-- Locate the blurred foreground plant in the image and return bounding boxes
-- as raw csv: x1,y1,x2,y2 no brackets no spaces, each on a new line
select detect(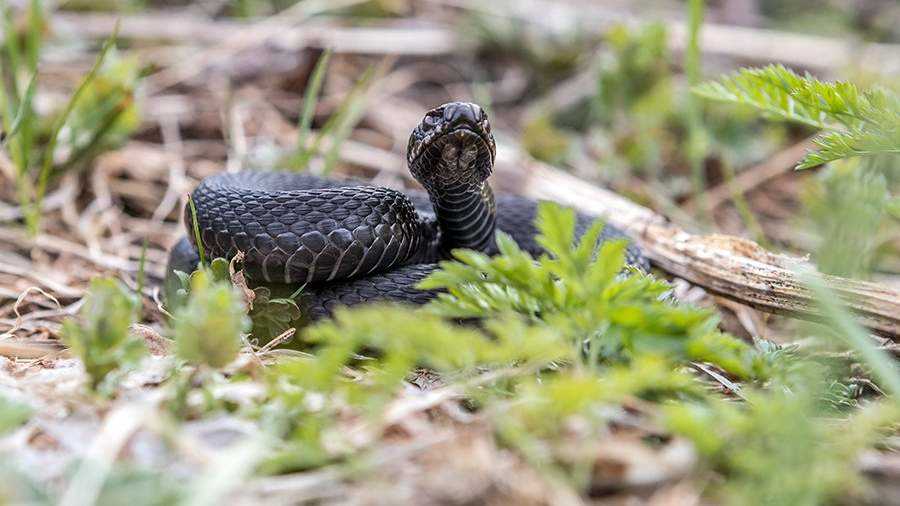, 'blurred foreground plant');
168,256,302,344
667,382,899,506
0,395,31,435
260,203,768,478
172,269,249,369
61,278,145,393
